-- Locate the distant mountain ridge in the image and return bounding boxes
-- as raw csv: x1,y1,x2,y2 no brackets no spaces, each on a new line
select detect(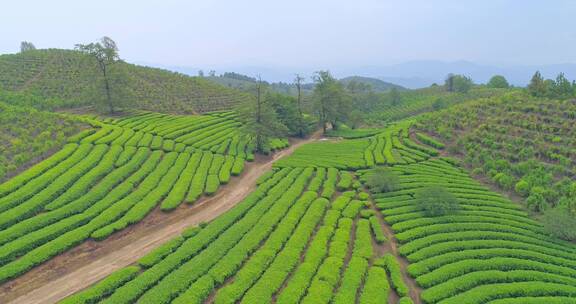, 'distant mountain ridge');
152,61,576,89
375,60,576,88
339,76,405,92
204,73,405,96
